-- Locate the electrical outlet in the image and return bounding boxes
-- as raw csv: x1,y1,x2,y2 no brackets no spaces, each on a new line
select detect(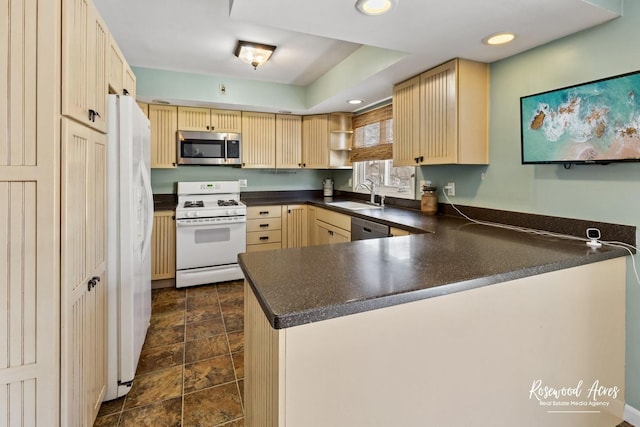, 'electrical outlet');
445,182,455,196
239,179,247,188
348,178,352,187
